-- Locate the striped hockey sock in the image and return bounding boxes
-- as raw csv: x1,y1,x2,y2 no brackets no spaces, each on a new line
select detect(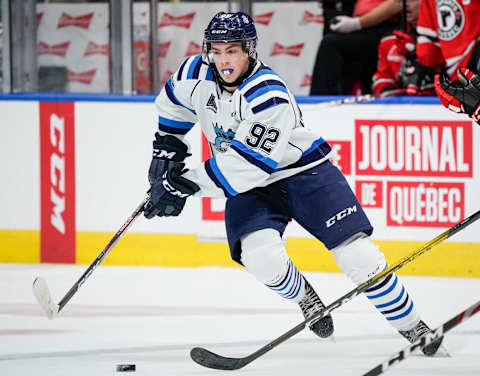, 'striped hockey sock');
264,259,305,302
364,272,420,331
